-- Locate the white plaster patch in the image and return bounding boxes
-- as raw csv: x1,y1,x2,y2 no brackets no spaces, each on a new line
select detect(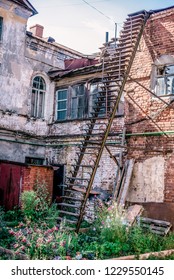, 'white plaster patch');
127,156,165,203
